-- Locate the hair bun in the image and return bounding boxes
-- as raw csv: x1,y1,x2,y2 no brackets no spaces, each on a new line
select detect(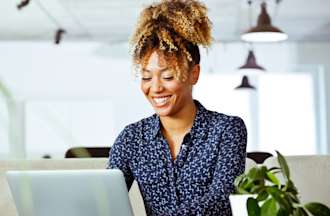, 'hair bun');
131,0,213,48
130,0,213,81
